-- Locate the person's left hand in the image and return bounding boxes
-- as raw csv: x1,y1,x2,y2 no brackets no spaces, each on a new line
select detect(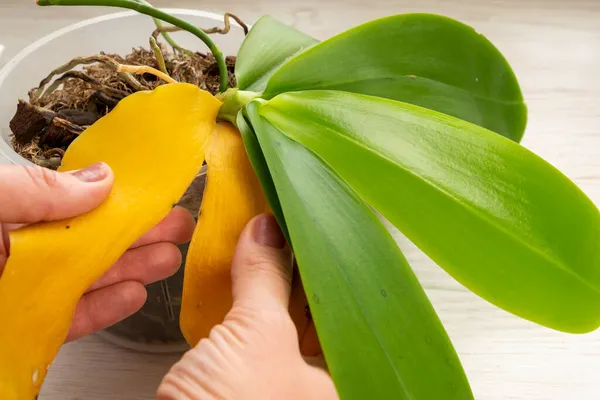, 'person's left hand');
0,162,195,342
